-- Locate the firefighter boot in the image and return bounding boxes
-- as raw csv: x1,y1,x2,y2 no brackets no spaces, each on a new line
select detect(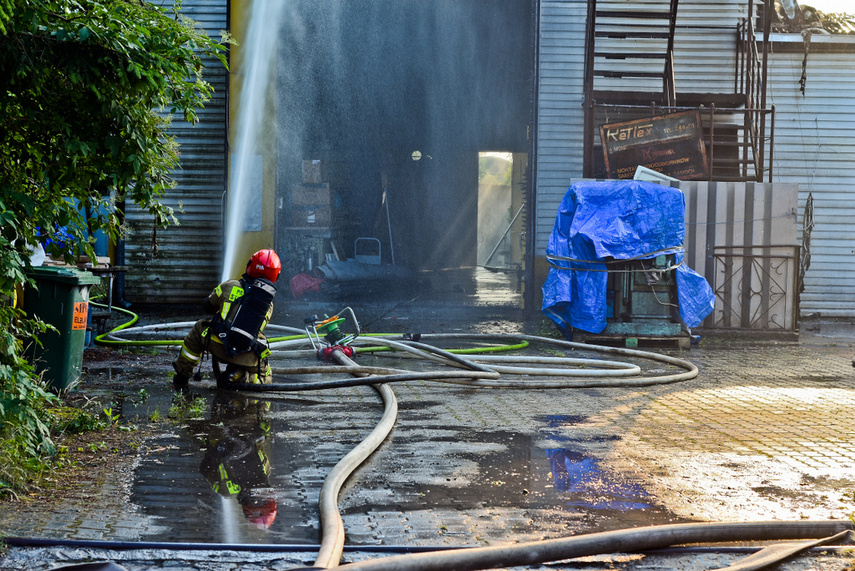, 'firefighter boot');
172,372,191,393
172,373,201,401
172,373,202,403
